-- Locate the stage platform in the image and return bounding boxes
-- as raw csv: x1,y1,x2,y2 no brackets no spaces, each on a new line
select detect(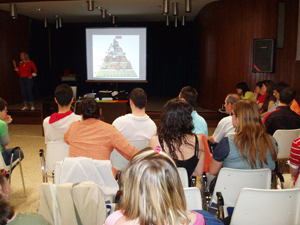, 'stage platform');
7,96,222,127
